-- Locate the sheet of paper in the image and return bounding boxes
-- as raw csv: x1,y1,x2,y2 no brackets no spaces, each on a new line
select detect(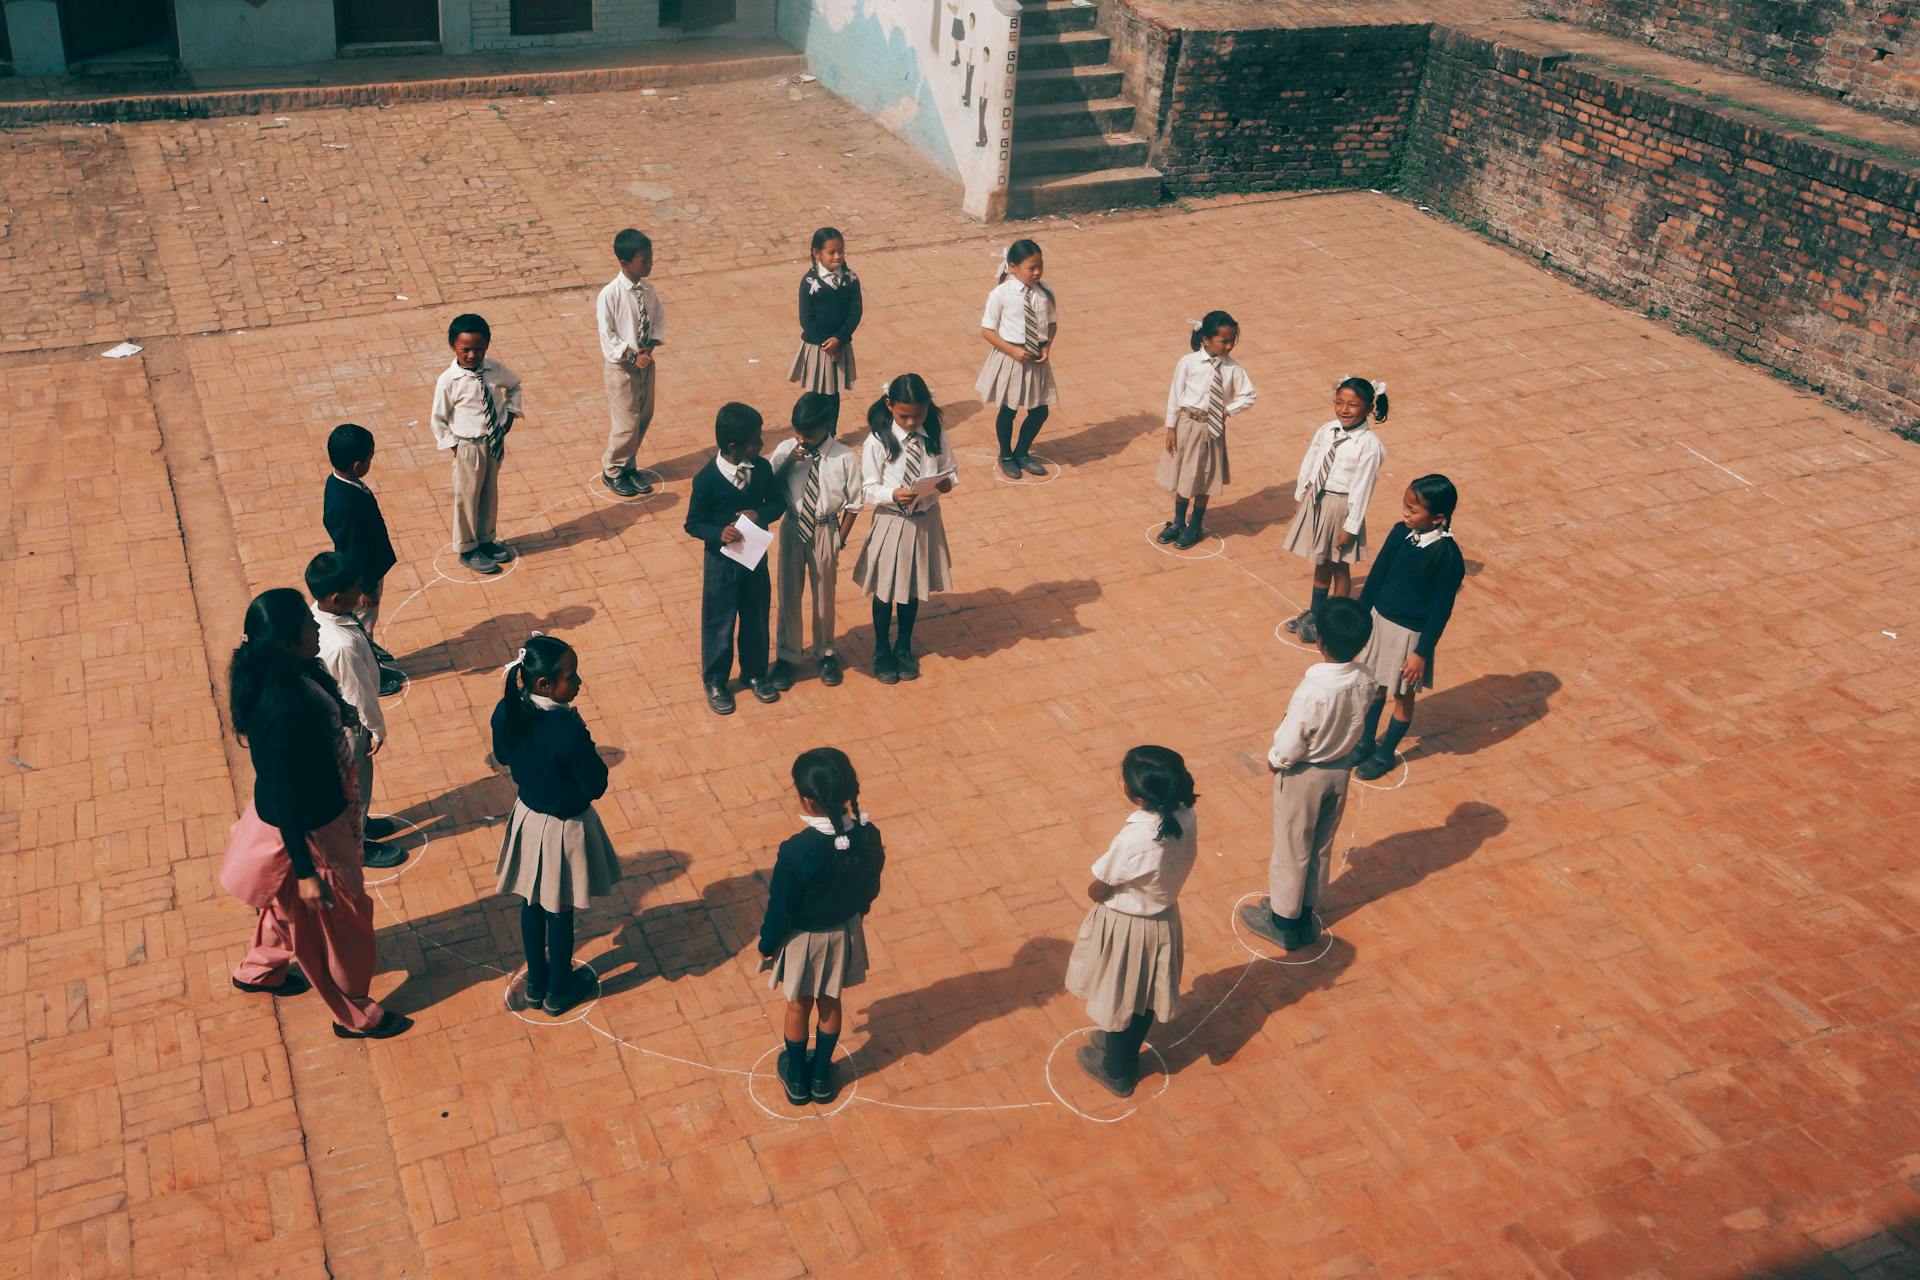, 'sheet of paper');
101,341,143,358
908,469,954,497
720,514,773,571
